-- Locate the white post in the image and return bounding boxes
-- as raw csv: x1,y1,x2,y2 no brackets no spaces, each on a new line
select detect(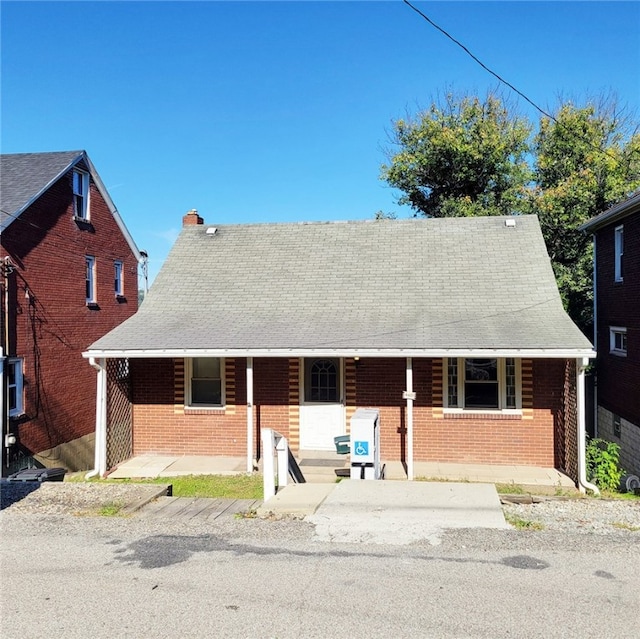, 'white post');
246,356,254,474
96,358,107,476
276,434,289,489
261,428,276,501
406,357,414,481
